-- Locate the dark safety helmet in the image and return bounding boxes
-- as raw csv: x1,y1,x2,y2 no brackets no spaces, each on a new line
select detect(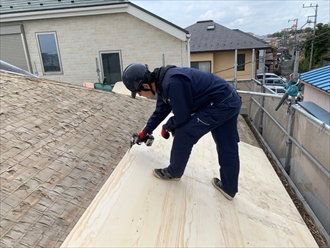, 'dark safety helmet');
122,63,149,93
